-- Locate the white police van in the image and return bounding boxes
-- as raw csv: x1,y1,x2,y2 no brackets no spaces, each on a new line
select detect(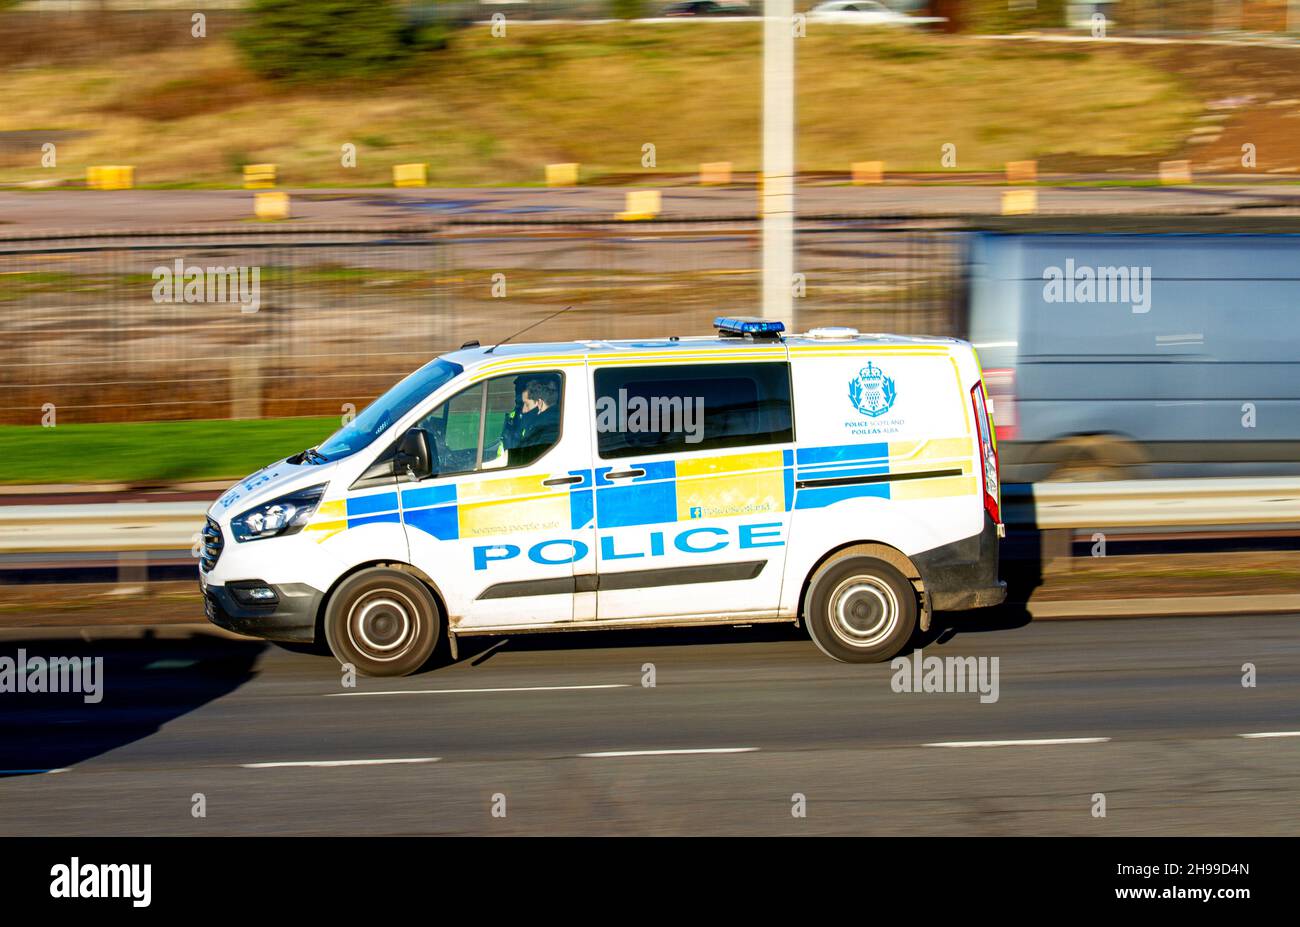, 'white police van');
199,318,1006,675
